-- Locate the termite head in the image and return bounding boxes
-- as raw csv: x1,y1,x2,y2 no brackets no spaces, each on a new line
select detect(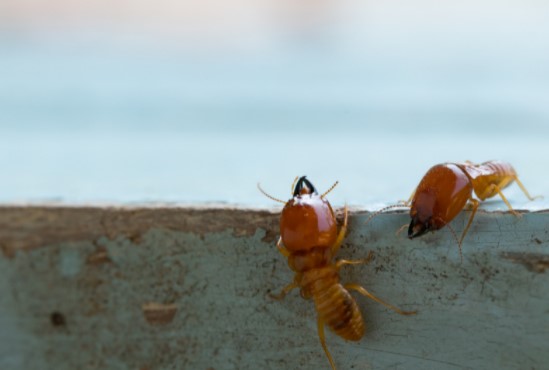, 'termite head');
408,197,457,239
407,163,472,240
258,176,340,253
280,176,338,252
408,190,439,239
